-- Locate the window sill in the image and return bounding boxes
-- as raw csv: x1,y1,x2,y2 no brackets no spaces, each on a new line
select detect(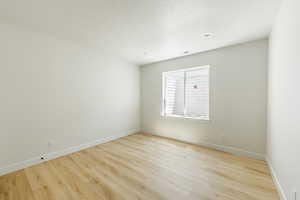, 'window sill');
162,114,210,121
